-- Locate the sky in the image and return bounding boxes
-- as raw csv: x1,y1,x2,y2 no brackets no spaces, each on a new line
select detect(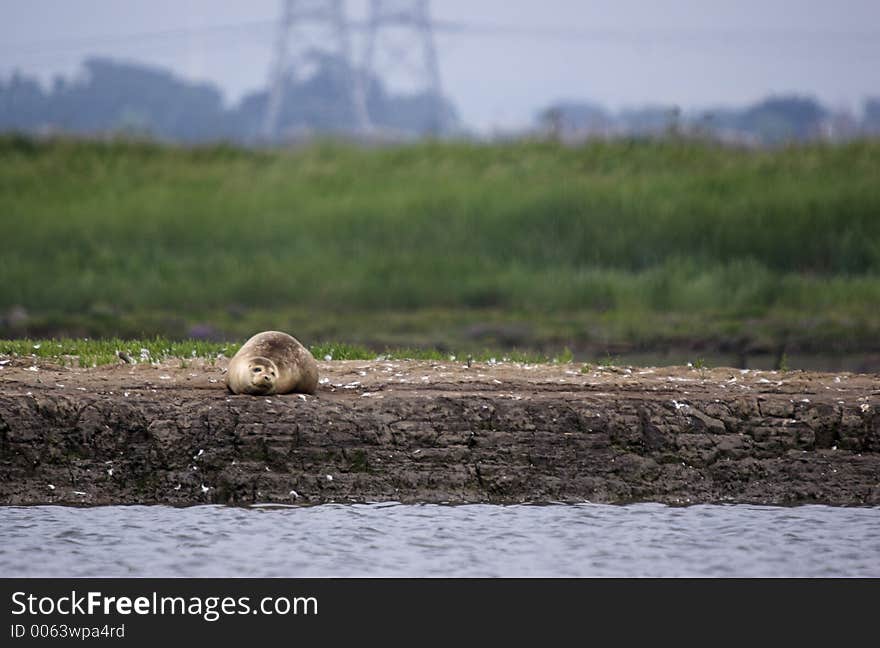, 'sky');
1,0,878,132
